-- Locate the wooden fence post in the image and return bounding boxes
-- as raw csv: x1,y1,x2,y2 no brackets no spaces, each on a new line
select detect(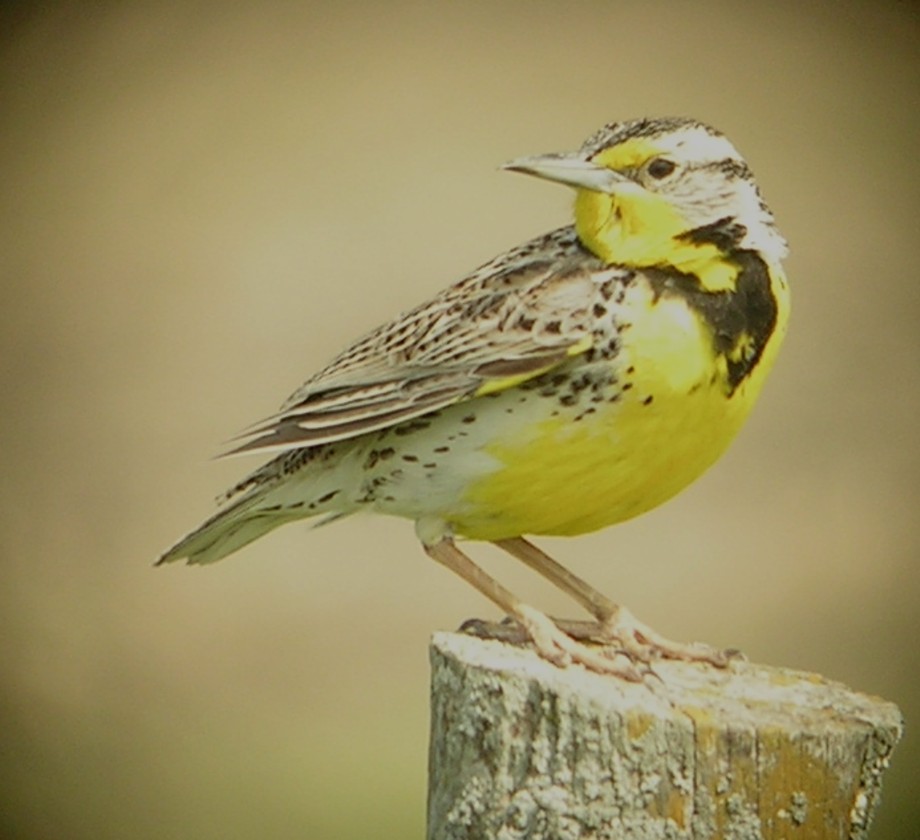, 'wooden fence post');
427,632,902,839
